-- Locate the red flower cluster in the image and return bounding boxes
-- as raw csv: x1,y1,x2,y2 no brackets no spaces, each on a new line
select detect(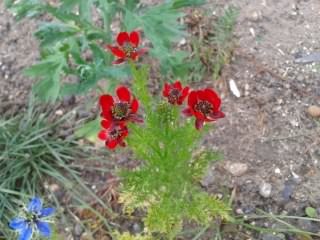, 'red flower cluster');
162,81,224,130
99,86,142,149
106,31,148,64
